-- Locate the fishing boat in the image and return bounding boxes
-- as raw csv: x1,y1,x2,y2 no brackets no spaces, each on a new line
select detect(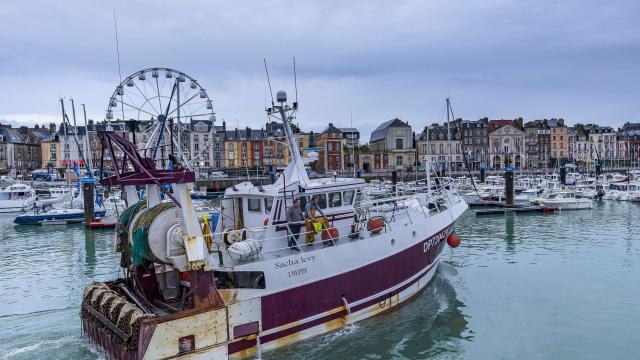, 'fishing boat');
80,90,468,360
0,183,37,213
